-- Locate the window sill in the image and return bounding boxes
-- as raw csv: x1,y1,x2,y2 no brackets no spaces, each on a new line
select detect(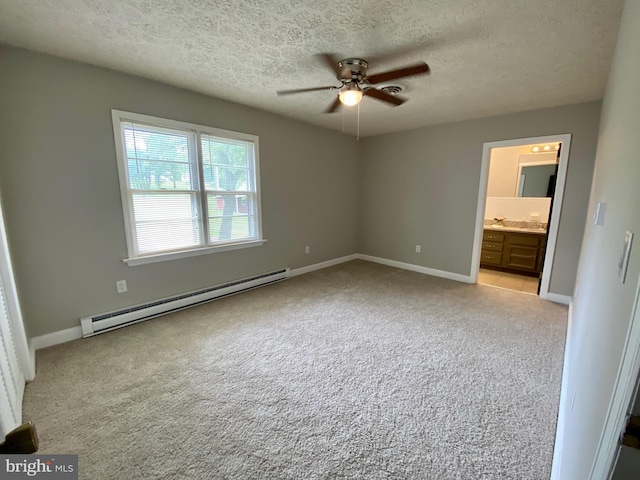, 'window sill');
123,239,267,266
